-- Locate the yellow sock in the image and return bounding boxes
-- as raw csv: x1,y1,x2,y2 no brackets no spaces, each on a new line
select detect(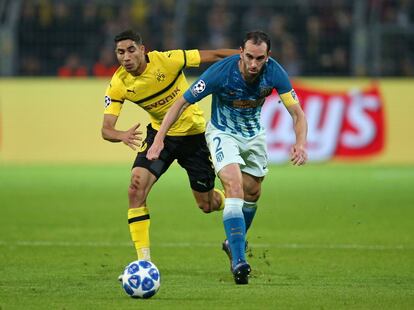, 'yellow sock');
128,206,151,261
214,188,225,211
